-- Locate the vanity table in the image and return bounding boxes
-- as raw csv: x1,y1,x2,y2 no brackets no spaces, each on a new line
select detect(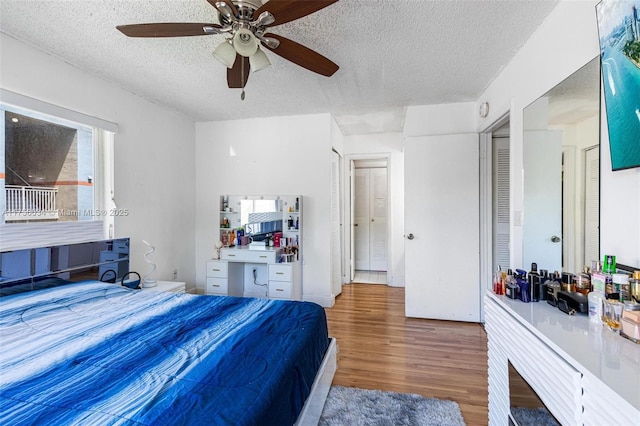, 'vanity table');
208,195,303,301
206,247,301,300
485,292,640,425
